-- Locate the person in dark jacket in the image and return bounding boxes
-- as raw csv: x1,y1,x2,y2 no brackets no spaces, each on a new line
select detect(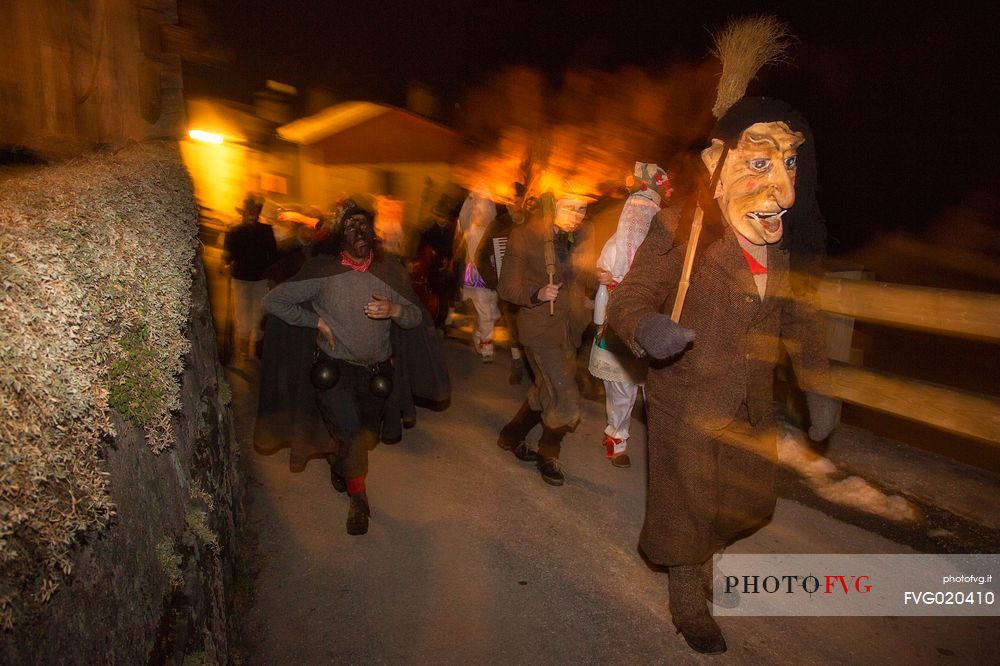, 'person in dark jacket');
413,198,458,331
223,194,278,359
